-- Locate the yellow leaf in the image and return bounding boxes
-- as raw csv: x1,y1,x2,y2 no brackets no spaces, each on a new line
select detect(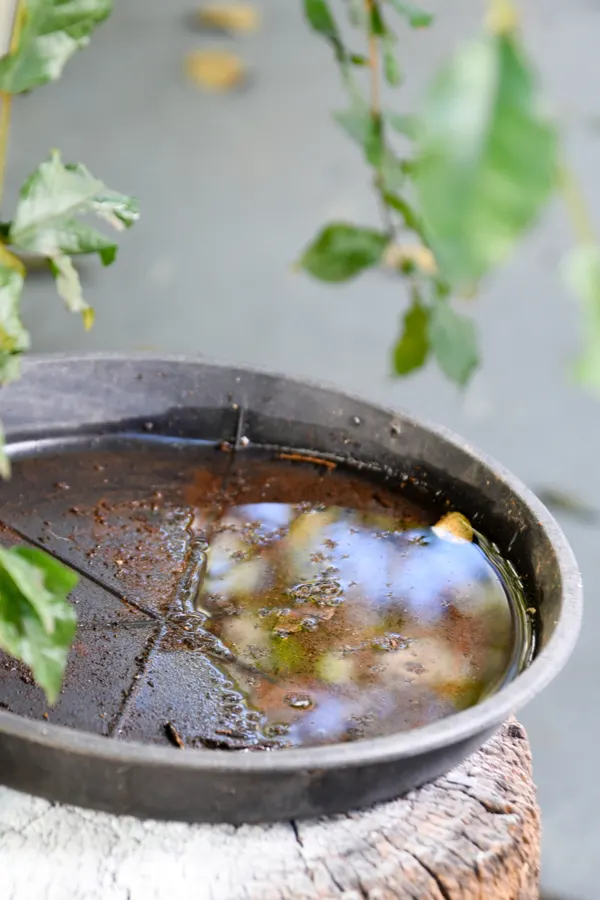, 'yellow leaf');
195,4,260,33
383,243,437,275
432,511,473,543
0,244,25,277
185,50,246,92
